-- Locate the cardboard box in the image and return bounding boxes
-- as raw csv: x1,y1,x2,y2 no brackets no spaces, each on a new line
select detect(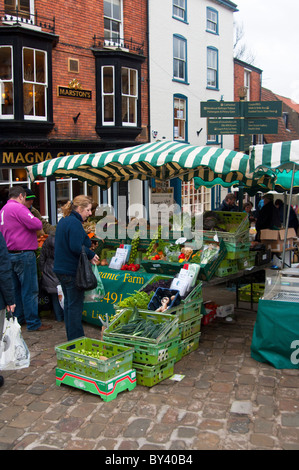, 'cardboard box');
260,228,297,253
